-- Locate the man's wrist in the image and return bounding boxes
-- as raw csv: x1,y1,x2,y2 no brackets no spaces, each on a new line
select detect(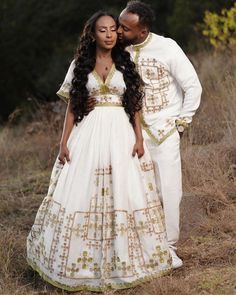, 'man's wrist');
176,125,185,133
175,119,189,133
